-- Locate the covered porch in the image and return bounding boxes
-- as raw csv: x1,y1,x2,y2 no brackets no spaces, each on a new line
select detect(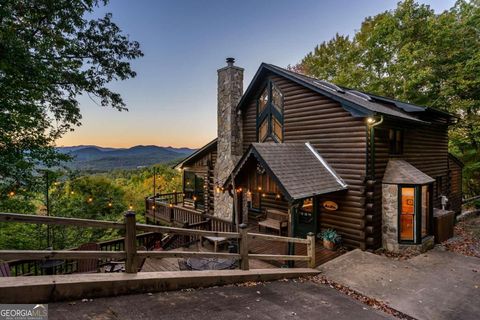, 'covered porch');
225,142,349,240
